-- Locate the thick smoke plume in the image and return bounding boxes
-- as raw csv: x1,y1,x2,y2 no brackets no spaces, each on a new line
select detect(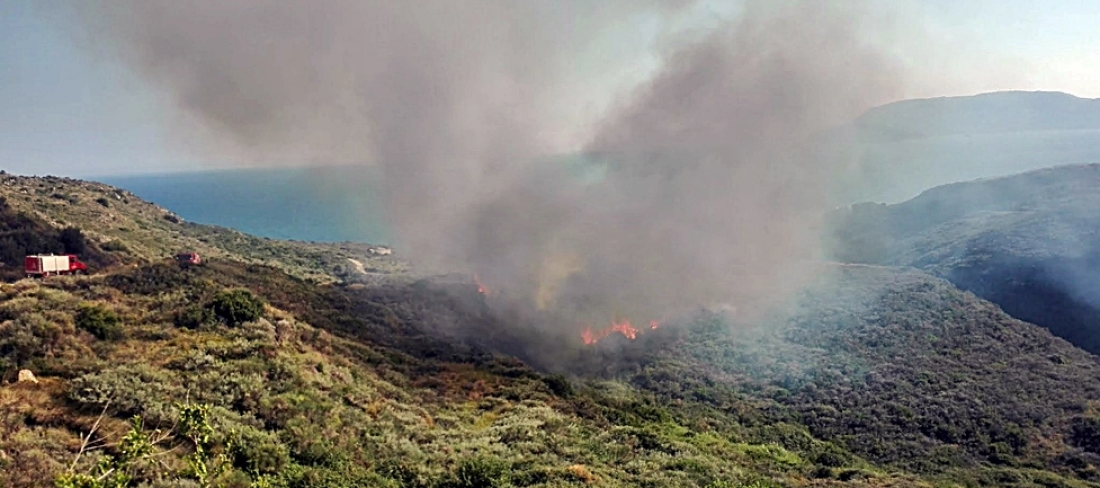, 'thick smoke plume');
69,1,910,328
